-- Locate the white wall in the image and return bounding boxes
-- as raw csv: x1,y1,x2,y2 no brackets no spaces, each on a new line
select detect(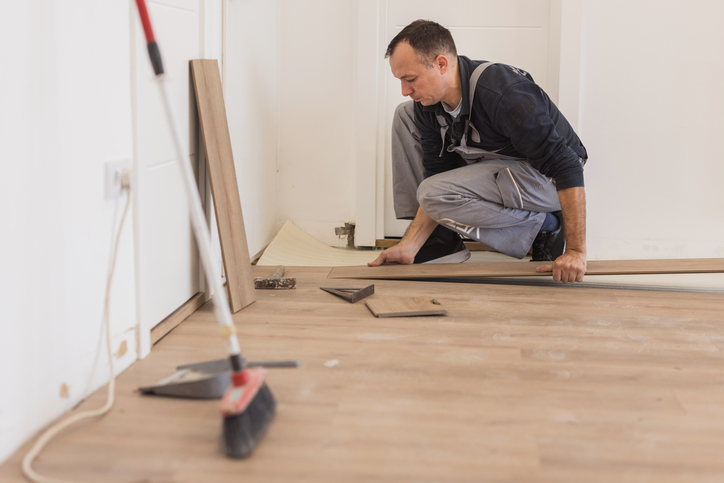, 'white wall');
0,0,233,466
276,0,359,246
225,0,279,256
580,0,724,259
0,0,137,464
